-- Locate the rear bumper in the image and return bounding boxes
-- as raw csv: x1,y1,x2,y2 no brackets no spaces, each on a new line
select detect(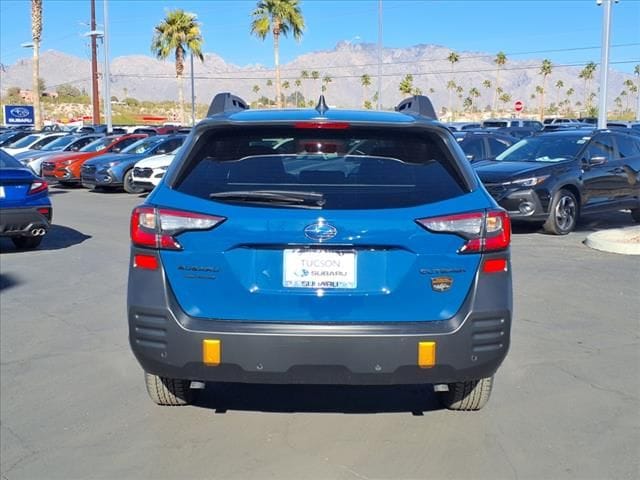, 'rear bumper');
128,251,512,385
0,207,51,237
